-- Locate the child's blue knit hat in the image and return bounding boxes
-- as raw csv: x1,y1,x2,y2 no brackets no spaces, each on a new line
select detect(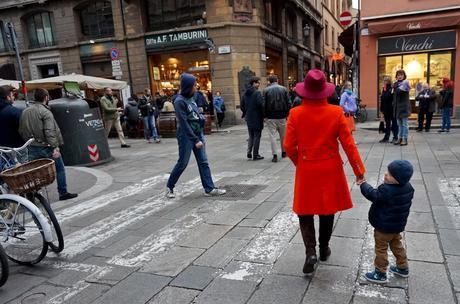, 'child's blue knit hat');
388,160,413,185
